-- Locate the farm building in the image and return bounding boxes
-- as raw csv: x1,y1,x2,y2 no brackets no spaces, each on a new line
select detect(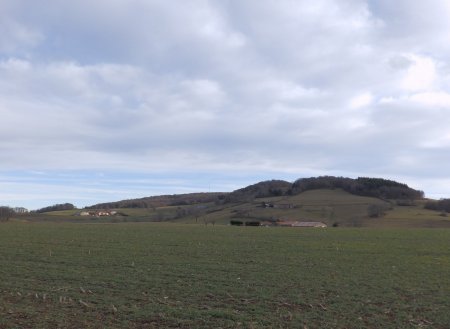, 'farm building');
260,221,276,226
262,203,294,209
13,207,28,213
79,210,117,217
277,221,327,228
